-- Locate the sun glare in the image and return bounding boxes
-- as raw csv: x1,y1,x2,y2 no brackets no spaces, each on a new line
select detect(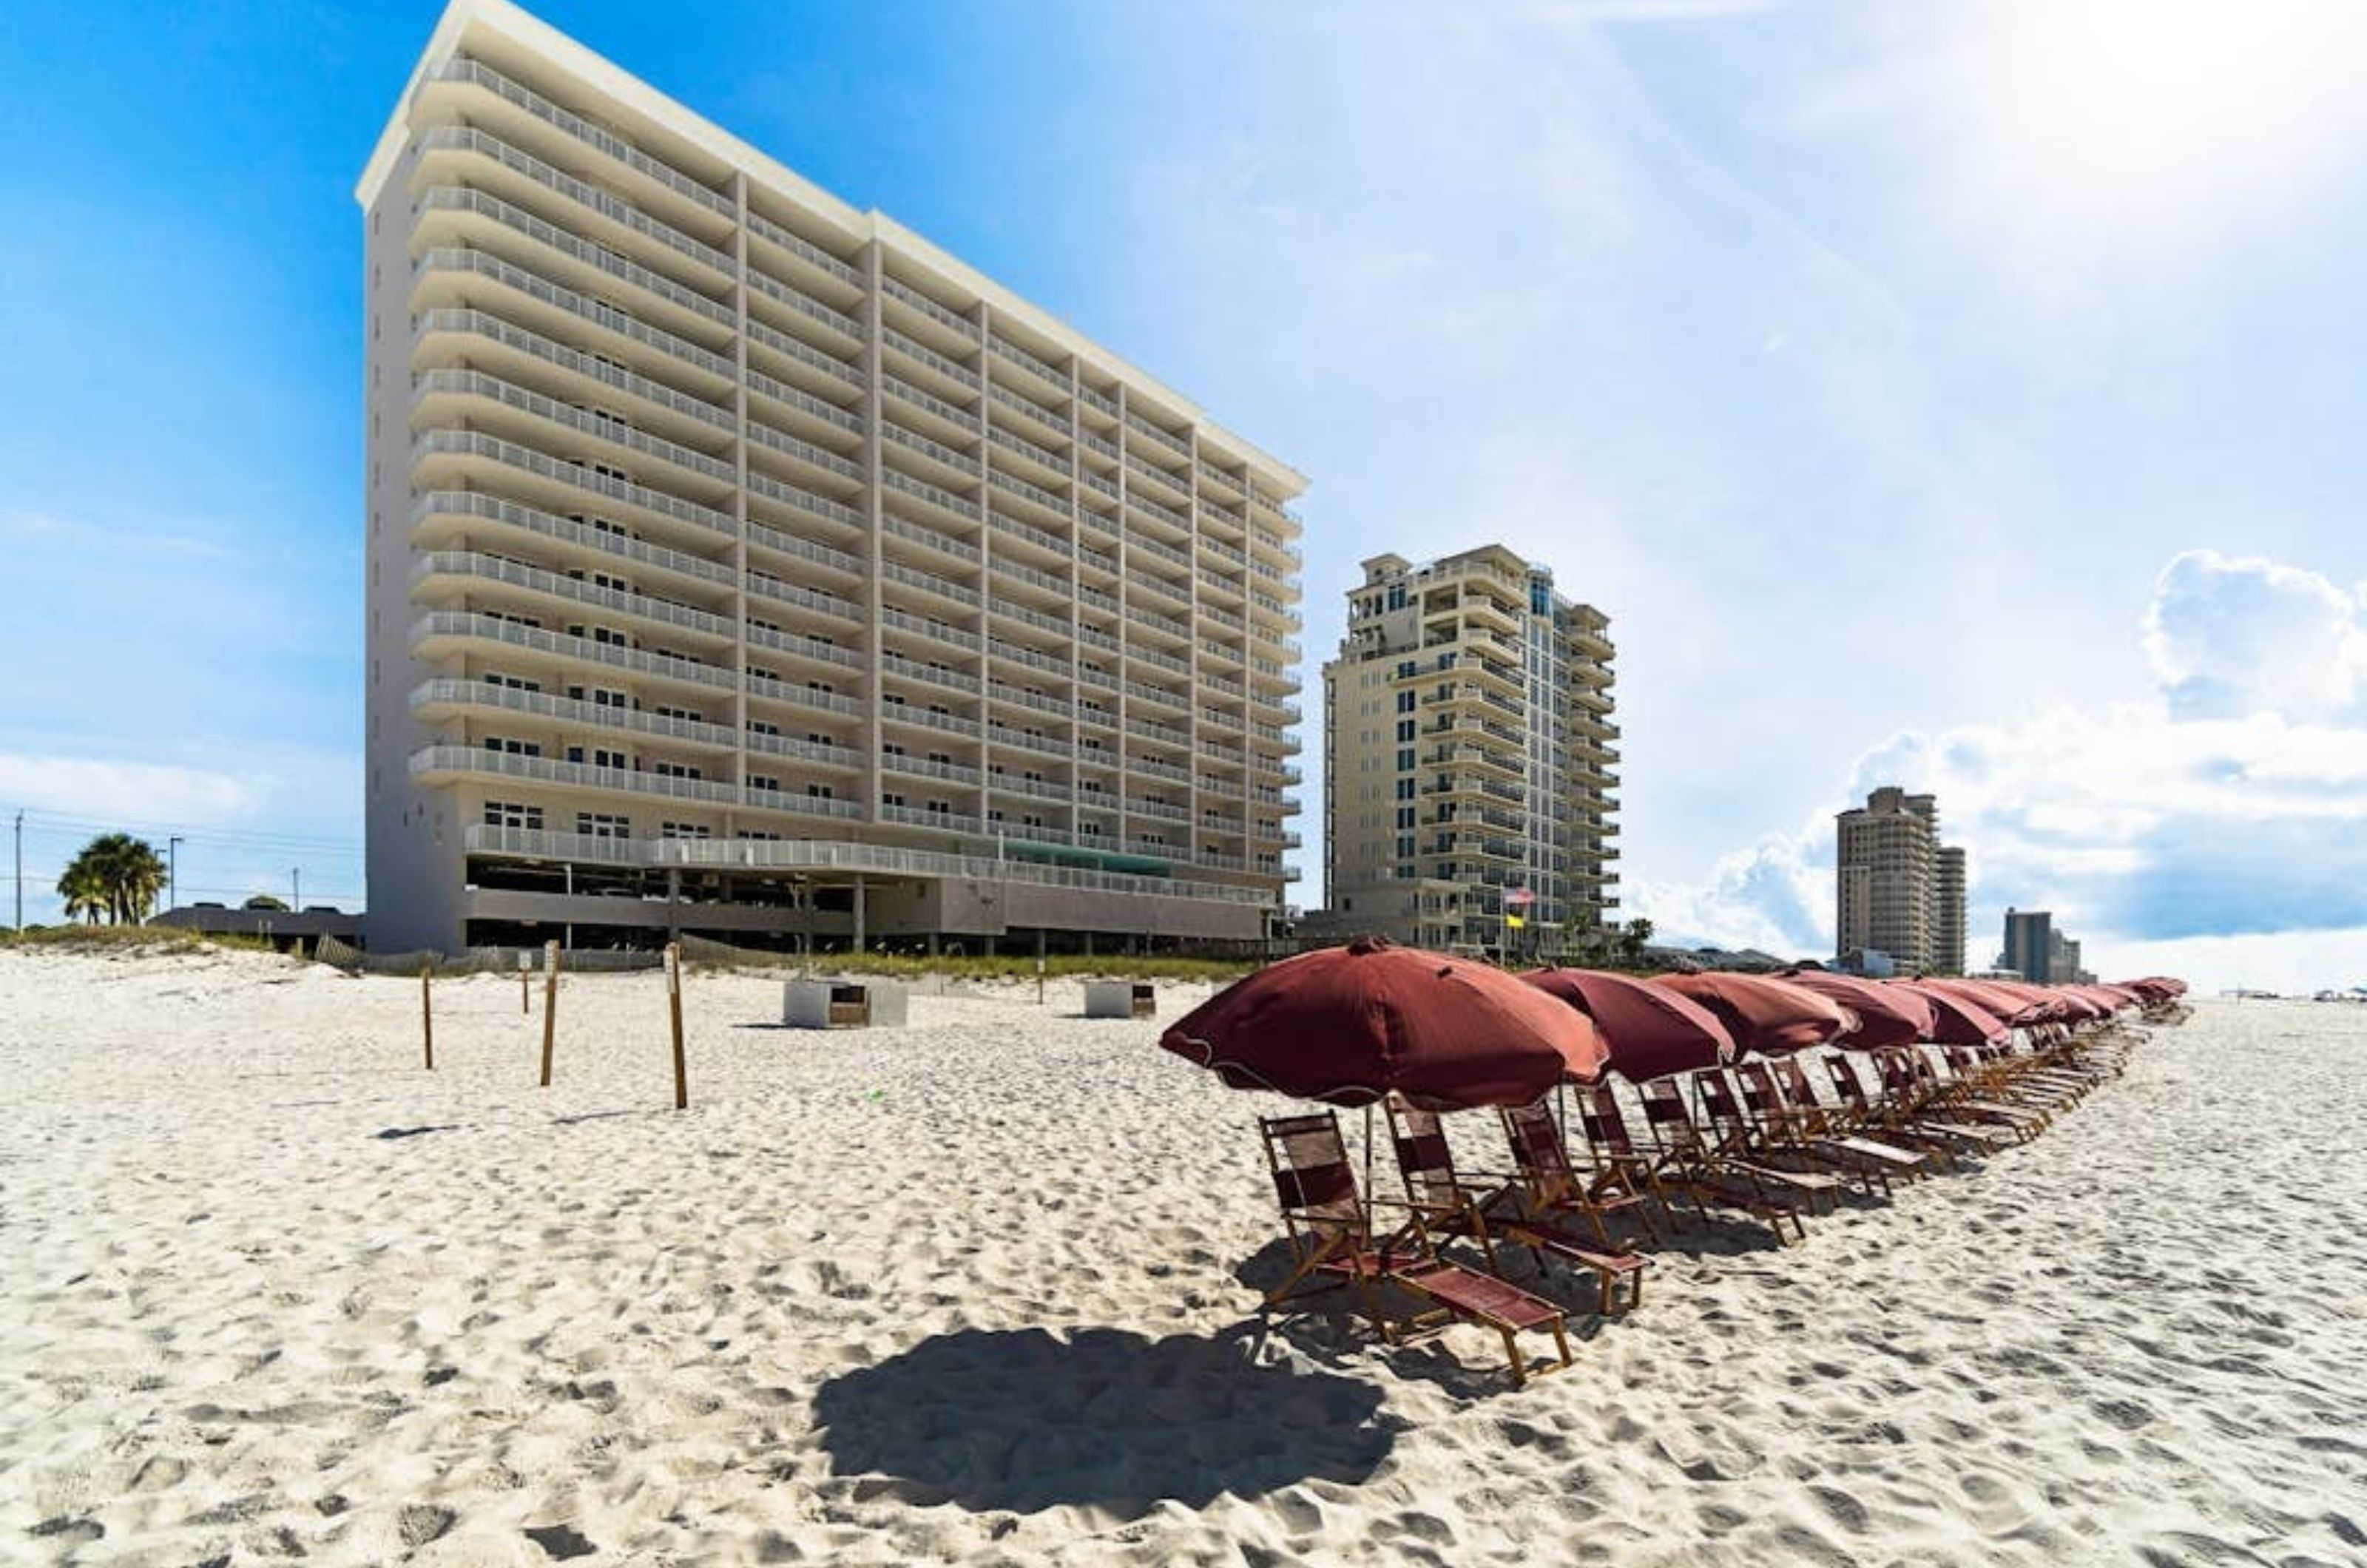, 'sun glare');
1985,0,2367,203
